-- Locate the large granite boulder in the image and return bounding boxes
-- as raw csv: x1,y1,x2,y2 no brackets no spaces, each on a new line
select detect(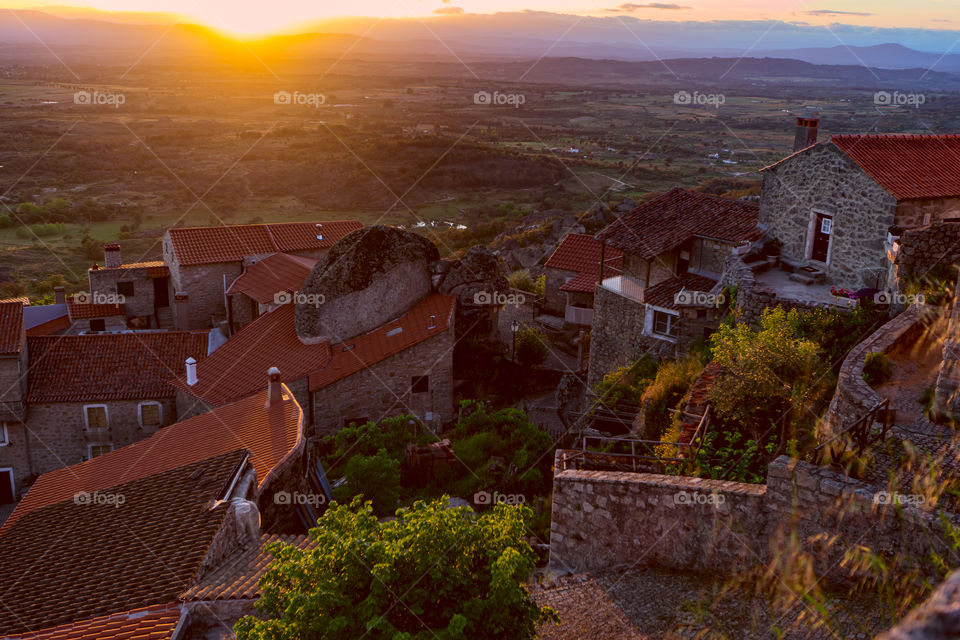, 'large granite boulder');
295,225,439,344
436,245,509,339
